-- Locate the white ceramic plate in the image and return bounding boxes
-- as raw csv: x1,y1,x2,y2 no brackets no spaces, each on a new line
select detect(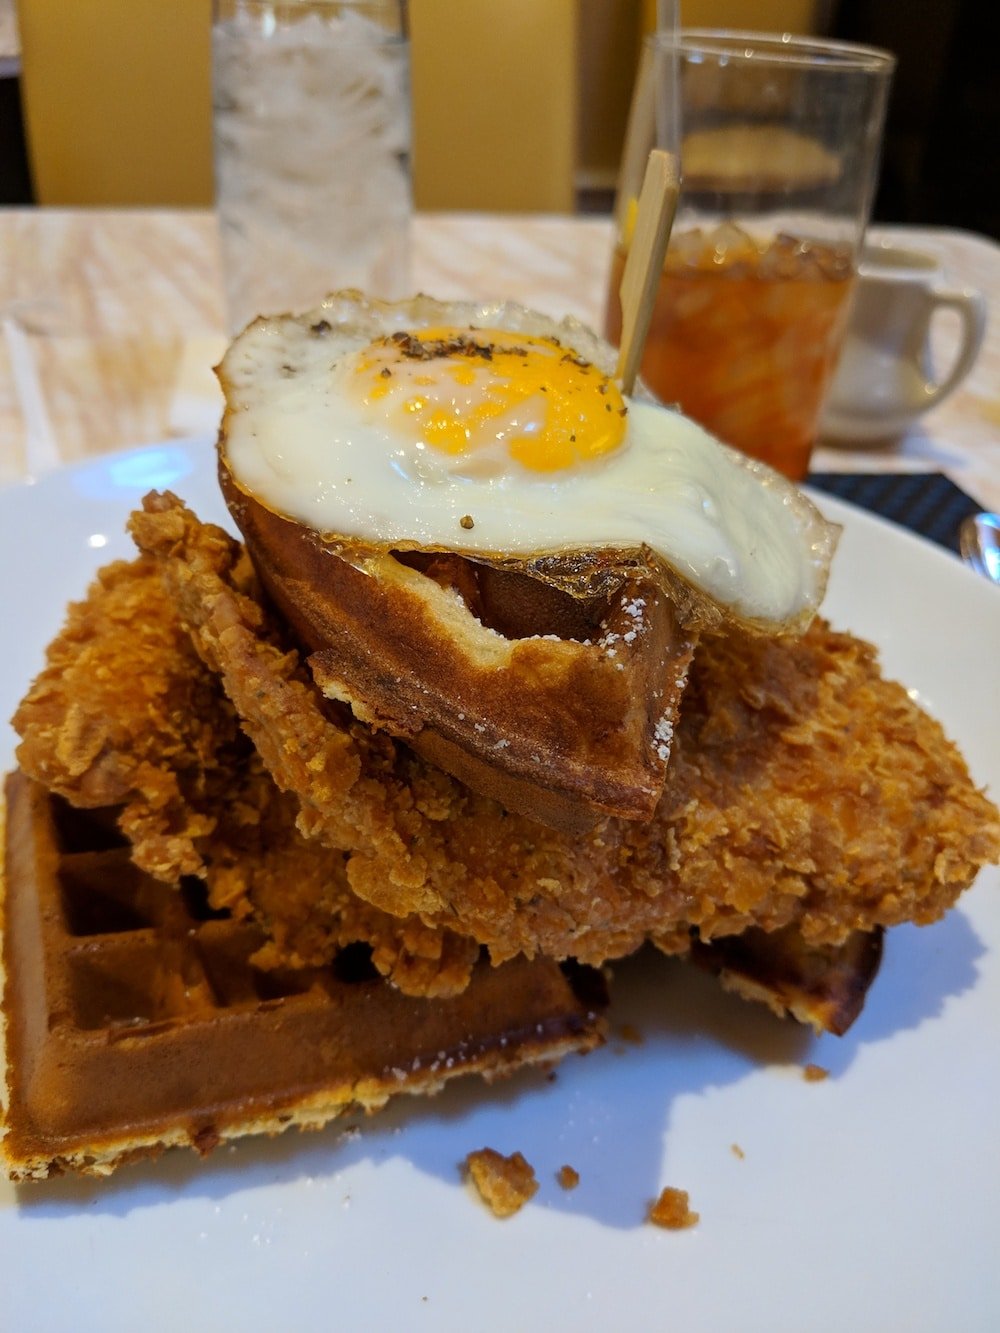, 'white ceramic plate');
1,442,998,1333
